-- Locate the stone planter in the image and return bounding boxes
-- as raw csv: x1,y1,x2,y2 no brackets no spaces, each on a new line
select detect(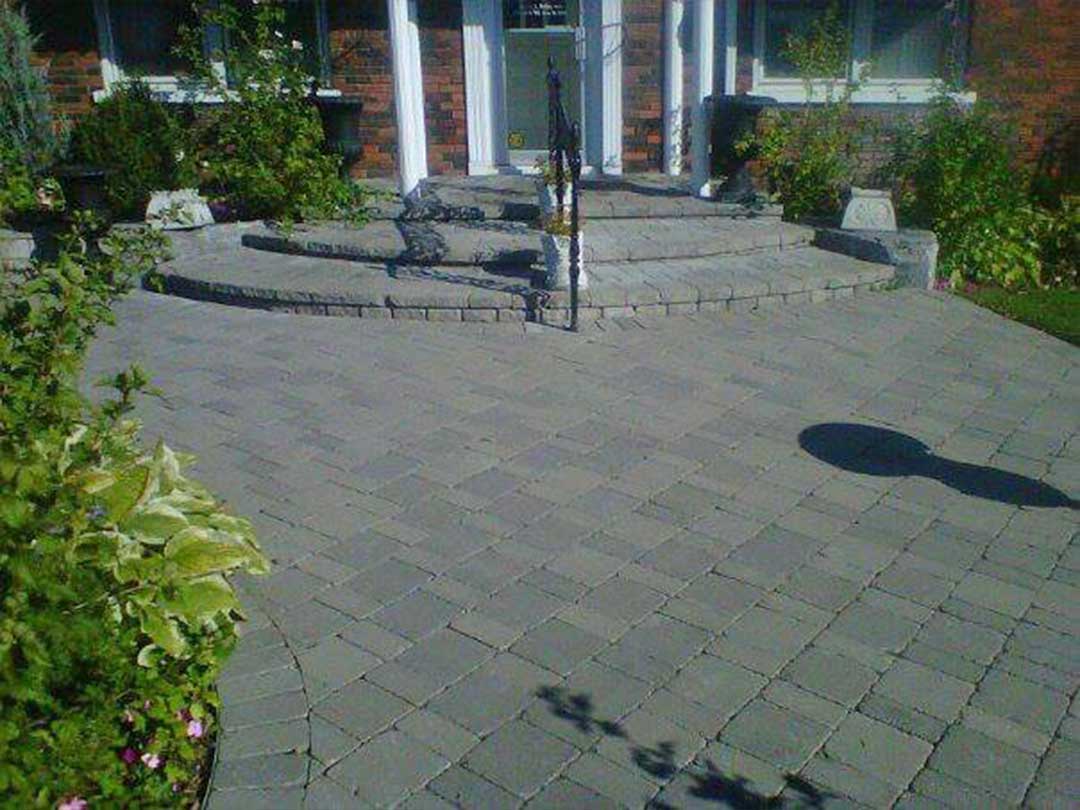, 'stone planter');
145,189,214,231
541,231,588,291
0,228,35,269
536,178,574,222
